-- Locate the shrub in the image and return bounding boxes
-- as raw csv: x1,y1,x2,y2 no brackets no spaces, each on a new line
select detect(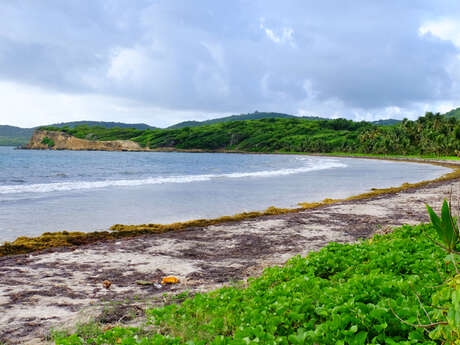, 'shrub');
41,136,55,147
